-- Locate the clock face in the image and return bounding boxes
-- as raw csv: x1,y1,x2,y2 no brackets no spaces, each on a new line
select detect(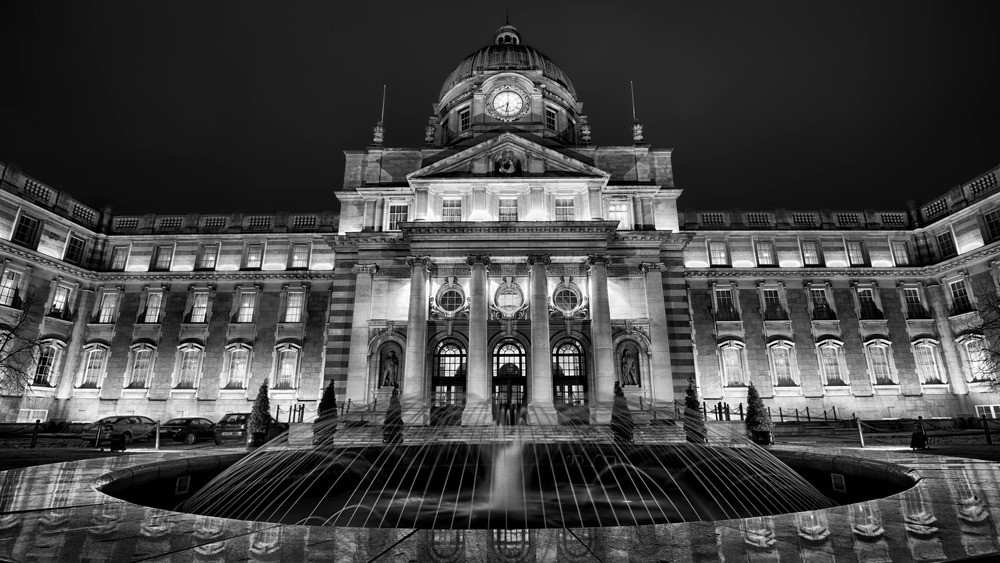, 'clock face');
486,84,530,122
